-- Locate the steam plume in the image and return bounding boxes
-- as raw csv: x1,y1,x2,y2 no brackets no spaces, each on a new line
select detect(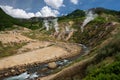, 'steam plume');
43,18,59,32
81,11,97,32
65,26,70,32
52,18,59,33
44,20,50,31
